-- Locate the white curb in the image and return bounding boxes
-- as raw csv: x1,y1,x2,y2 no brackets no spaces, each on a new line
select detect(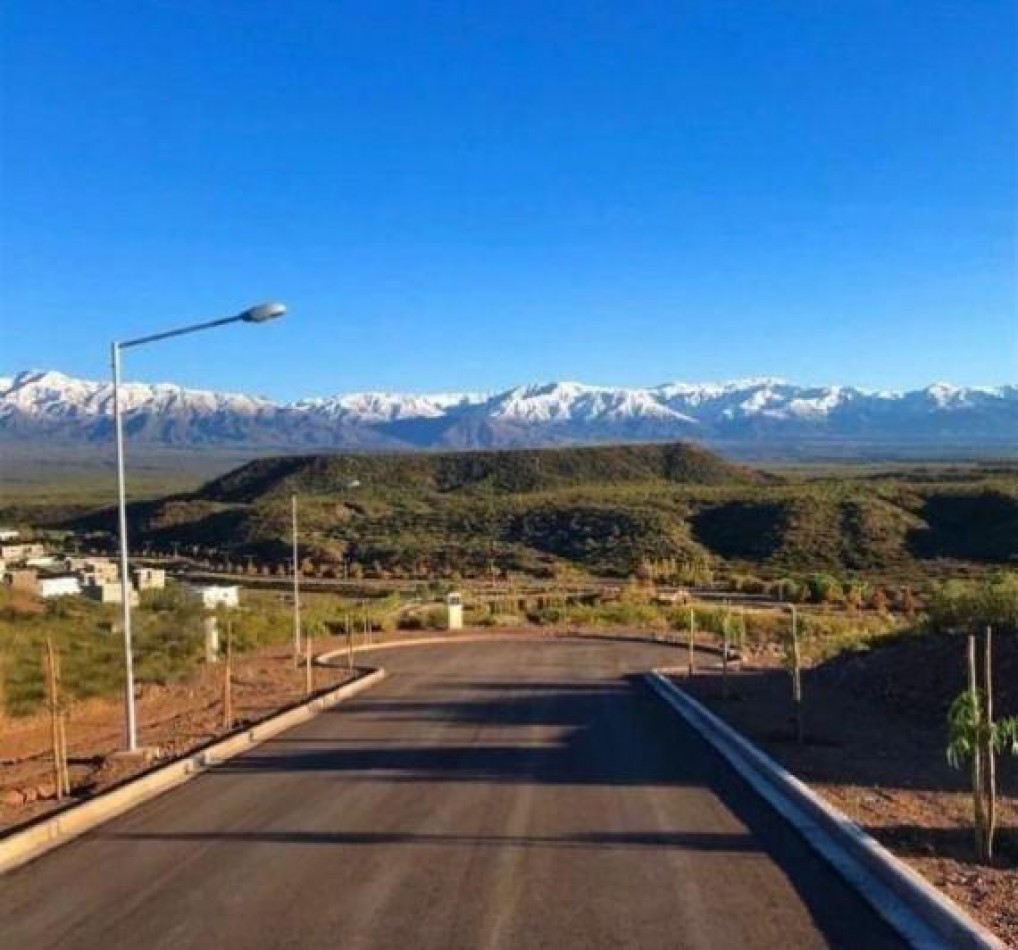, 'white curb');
317,631,548,665
645,670,1004,949
0,668,386,876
